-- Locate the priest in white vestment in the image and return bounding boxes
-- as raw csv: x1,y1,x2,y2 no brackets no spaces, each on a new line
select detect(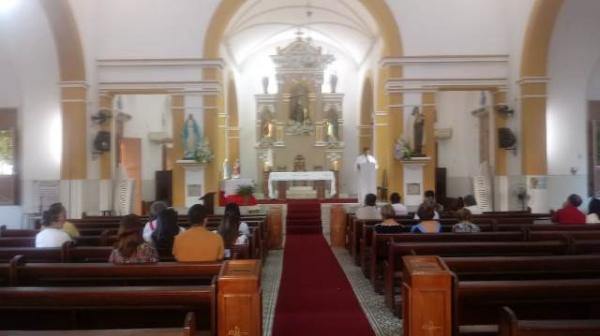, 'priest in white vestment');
355,148,378,204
